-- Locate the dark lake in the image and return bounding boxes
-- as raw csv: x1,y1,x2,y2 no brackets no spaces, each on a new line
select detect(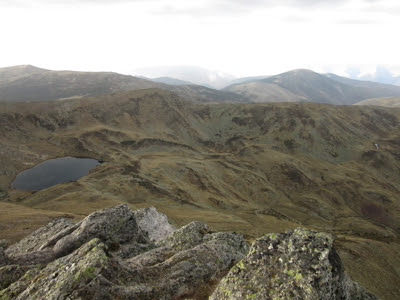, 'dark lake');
11,157,101,191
